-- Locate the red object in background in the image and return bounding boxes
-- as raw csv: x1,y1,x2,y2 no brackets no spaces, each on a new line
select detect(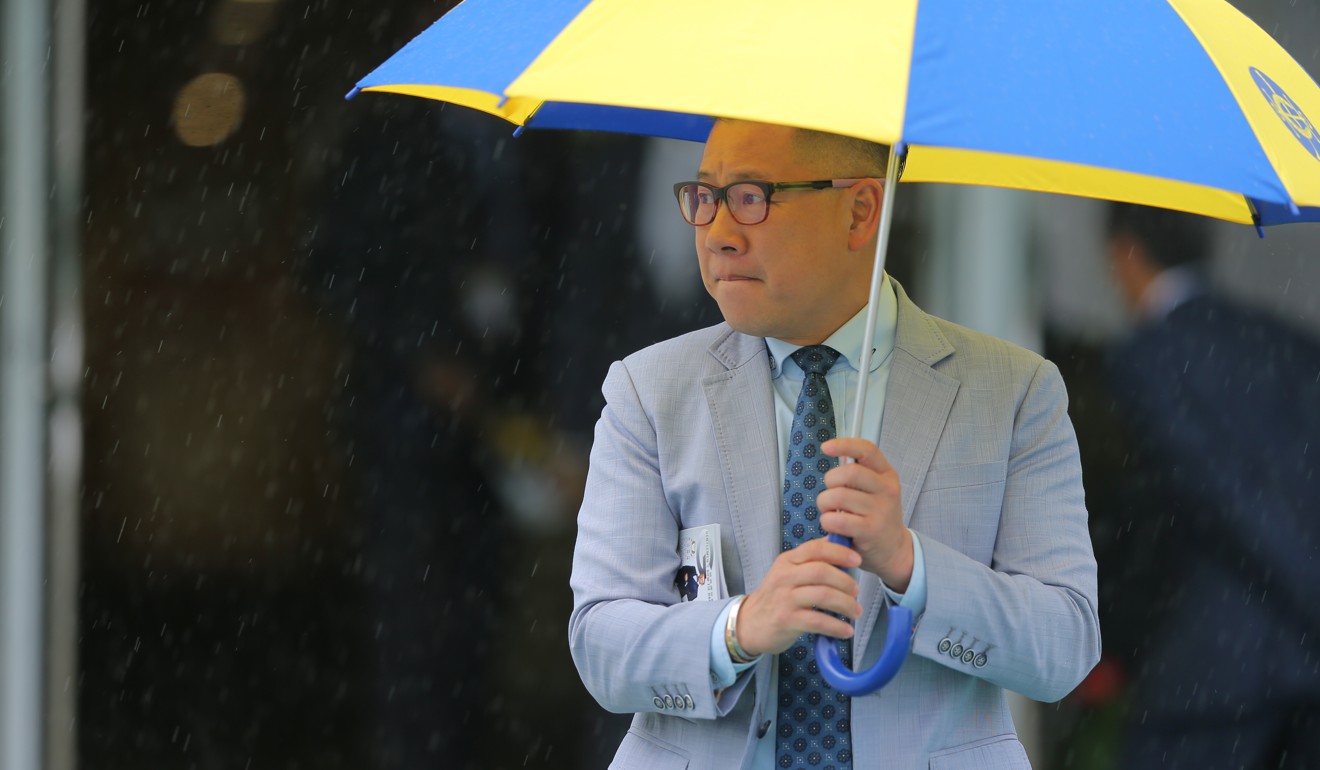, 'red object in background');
1075,654,1128,706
